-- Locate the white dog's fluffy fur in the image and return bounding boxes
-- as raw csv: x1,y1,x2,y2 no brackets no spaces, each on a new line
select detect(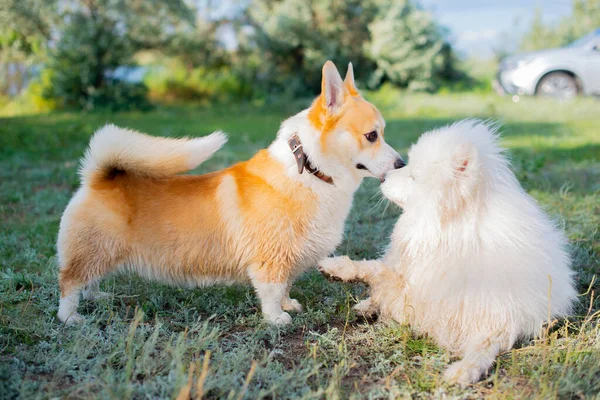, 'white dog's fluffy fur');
319,120,577,384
